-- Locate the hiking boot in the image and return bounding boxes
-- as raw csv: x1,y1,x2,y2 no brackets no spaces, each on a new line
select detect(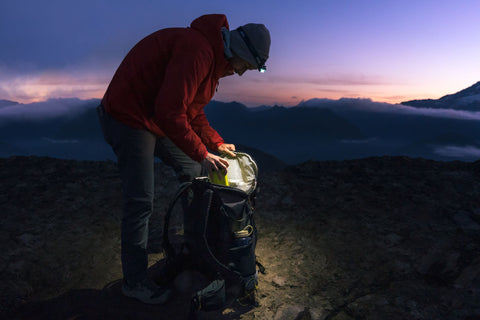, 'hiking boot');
122,277,172,304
